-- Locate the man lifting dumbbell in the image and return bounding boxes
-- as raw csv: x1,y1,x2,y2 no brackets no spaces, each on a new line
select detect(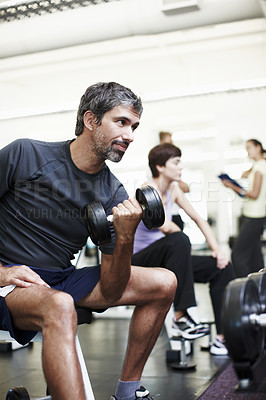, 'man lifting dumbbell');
0,82,177,400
